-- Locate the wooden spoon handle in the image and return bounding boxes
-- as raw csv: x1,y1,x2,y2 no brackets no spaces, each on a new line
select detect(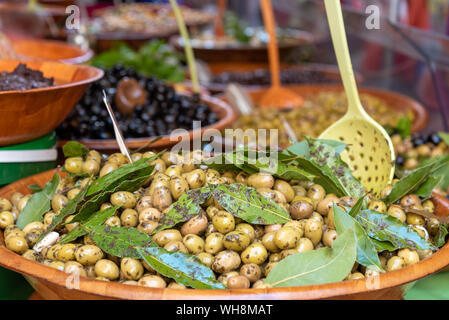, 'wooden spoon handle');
323,0,362,115
260,0,281,88
214,0,227,37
